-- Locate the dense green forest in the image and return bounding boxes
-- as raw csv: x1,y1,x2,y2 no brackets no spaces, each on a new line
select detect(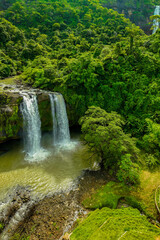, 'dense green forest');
101,0,160,33
0,0,160,183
